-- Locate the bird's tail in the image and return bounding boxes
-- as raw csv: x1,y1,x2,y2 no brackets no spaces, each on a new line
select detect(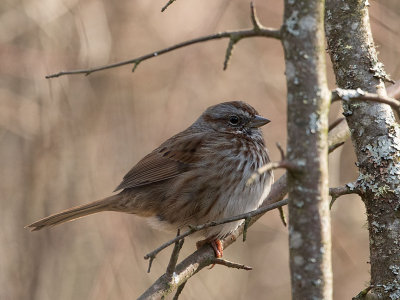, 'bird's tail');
26,195,120,231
